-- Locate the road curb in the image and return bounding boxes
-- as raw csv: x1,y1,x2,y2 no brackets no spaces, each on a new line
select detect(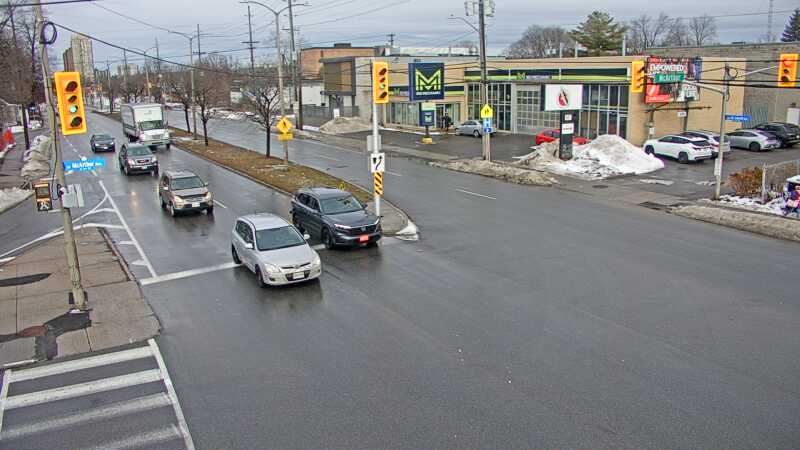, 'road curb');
671,203,800,242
